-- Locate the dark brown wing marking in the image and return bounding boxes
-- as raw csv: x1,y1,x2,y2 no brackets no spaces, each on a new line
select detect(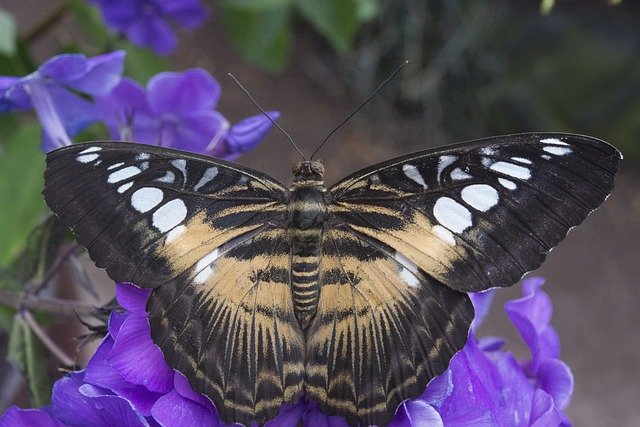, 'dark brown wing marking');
305,228,472,426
